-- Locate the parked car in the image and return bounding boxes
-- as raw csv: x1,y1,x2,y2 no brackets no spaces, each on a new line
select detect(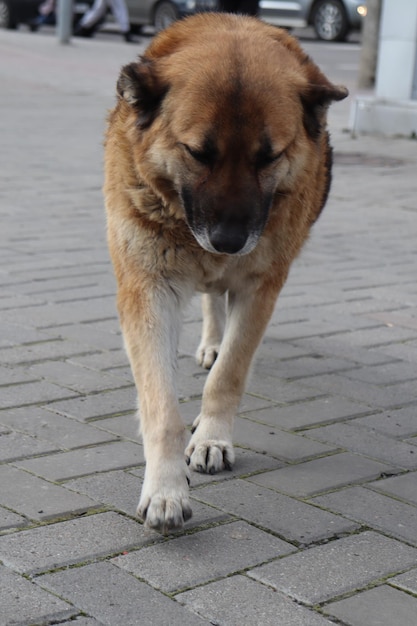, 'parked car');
0,0,216,32
125,0,217,32
259,0,367,41
0,0,42,28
